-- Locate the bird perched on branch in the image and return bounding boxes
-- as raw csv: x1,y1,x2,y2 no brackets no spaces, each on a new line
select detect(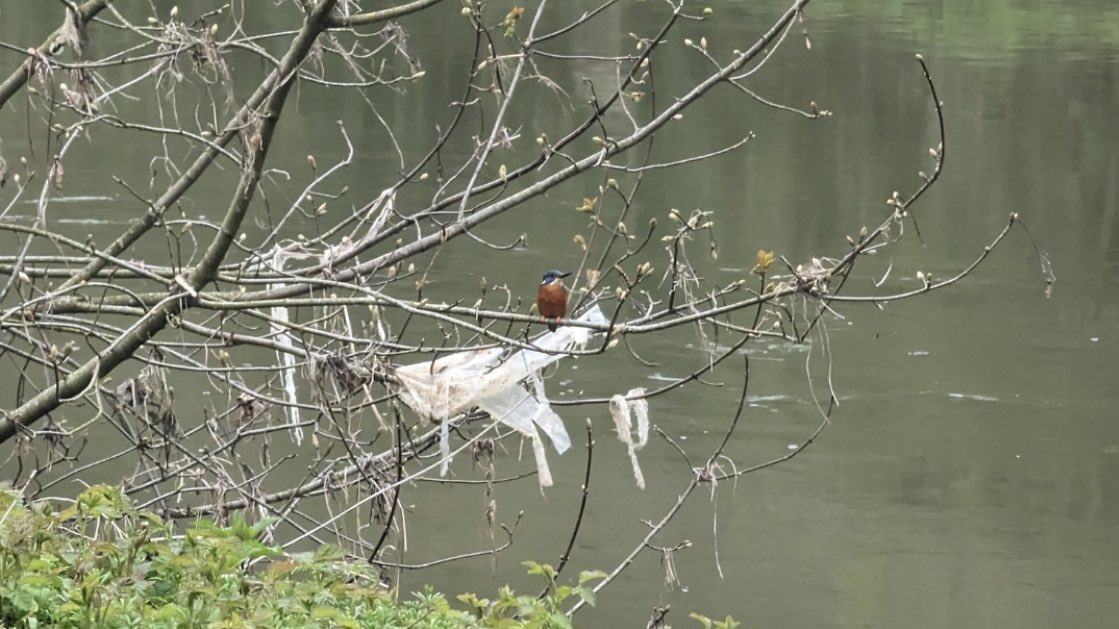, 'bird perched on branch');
537,270,571,332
